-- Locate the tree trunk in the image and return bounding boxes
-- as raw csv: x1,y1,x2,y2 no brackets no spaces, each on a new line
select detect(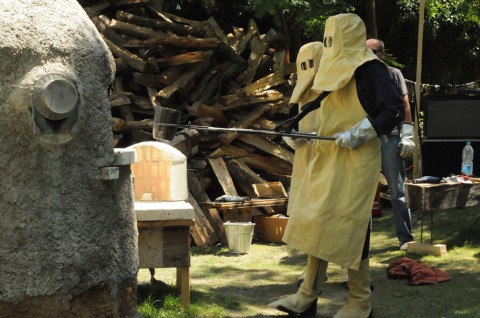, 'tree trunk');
366,0,378,38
